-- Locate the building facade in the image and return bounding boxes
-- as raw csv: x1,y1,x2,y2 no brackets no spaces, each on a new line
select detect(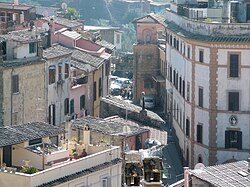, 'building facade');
0,29,45,126
43,44,73,126
165,2,250,168
133,14,166,106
